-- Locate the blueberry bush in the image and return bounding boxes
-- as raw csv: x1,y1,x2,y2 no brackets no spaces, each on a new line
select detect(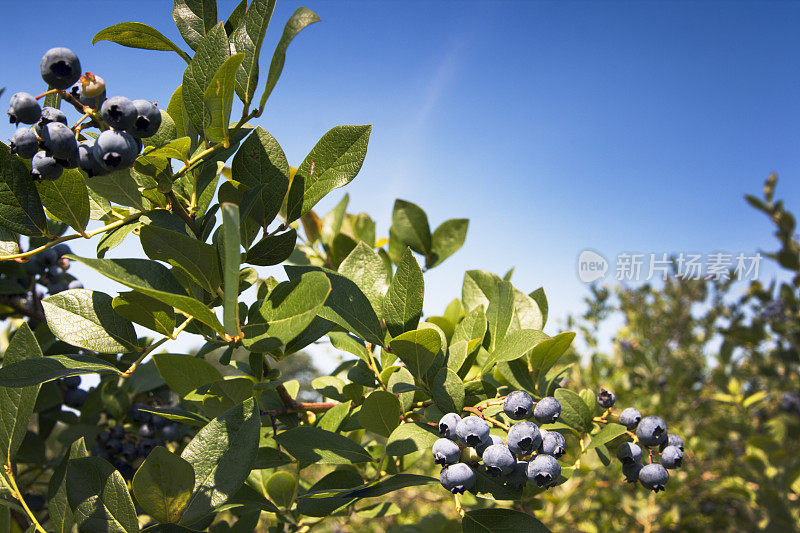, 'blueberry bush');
0,1,689,531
